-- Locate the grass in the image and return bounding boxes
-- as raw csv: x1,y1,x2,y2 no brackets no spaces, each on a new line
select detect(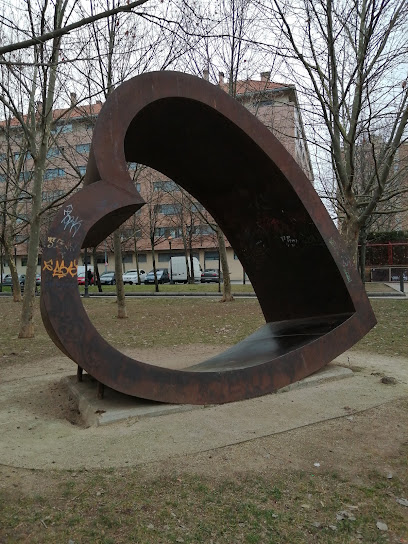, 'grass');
0,295,407,364
351,298,408,357
1,469,407,543
76,281,255,295
0,296,265,367
0,296,407,543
